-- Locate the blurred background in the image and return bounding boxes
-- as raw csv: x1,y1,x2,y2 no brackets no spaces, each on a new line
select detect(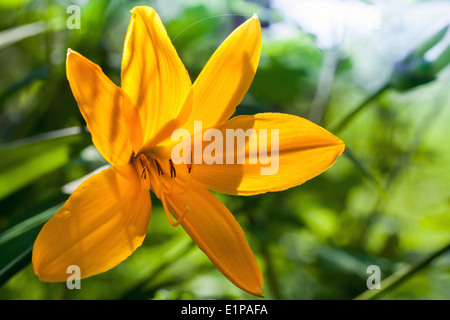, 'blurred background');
0,0,449,300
